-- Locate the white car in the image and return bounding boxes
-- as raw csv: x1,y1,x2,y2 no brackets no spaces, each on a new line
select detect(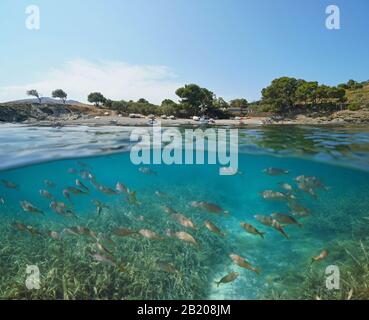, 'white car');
161,115,168,119
192,116,200,121
169,115,176,120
